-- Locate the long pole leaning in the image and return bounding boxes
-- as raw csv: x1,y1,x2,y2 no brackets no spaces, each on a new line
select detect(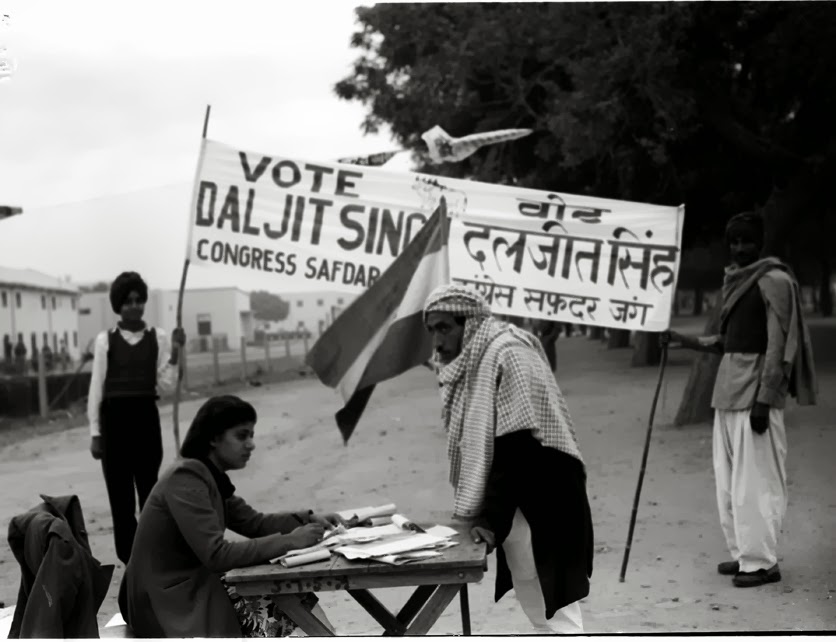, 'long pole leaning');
172,104,211,453
619,342,669,582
